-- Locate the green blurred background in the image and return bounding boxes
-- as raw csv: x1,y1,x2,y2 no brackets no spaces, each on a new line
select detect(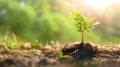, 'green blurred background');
0,0,120,44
